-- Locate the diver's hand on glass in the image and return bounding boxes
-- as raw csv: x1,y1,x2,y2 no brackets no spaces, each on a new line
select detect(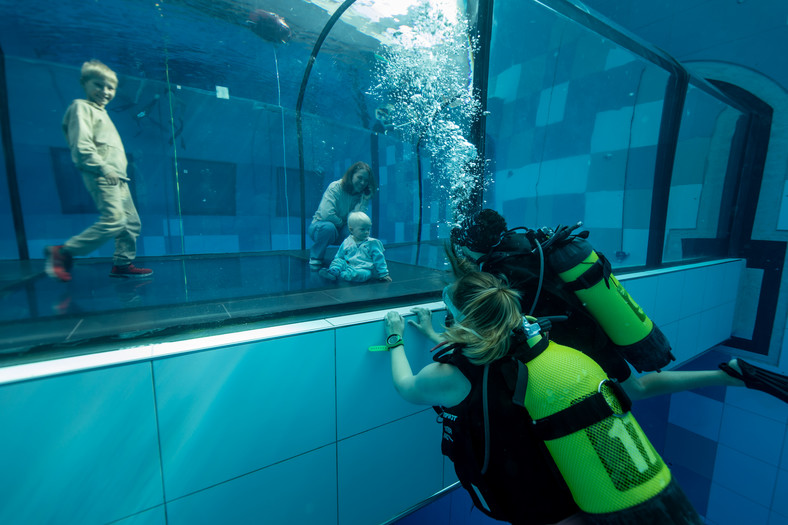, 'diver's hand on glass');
385,311,404,336
408,307,434,333
379,275,393,282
